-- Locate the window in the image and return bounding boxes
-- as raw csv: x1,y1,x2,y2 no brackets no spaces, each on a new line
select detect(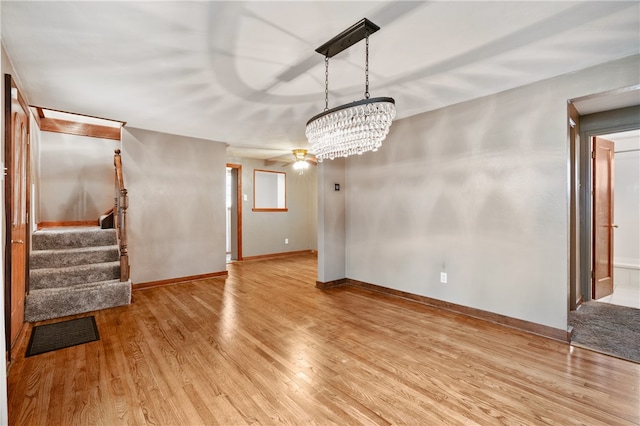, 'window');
253,169,287,211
